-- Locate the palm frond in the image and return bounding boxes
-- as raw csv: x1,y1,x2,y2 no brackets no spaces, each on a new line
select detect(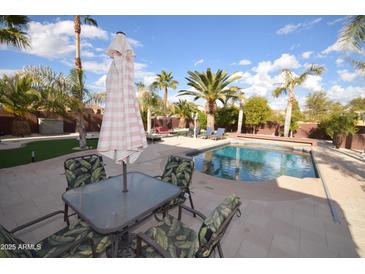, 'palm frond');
339,15,365,50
